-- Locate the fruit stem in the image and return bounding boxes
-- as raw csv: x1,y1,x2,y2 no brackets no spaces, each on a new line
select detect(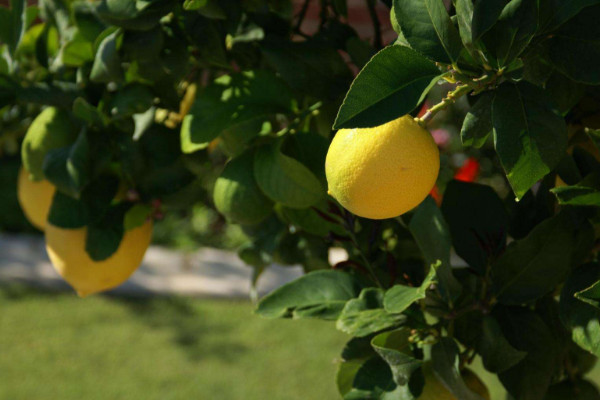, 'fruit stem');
417,84,472,126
